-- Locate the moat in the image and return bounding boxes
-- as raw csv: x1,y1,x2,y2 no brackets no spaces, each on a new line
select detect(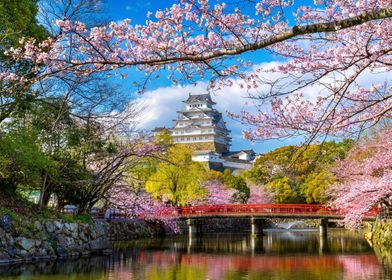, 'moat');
0,229,391,280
